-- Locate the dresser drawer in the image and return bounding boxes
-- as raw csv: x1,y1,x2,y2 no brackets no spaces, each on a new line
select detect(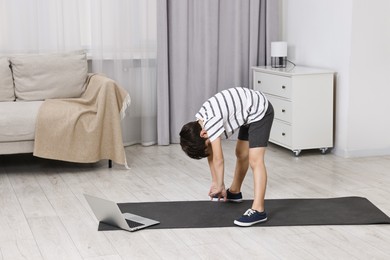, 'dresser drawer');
267,95,292,123
270,120,292,147
254,72,292,99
